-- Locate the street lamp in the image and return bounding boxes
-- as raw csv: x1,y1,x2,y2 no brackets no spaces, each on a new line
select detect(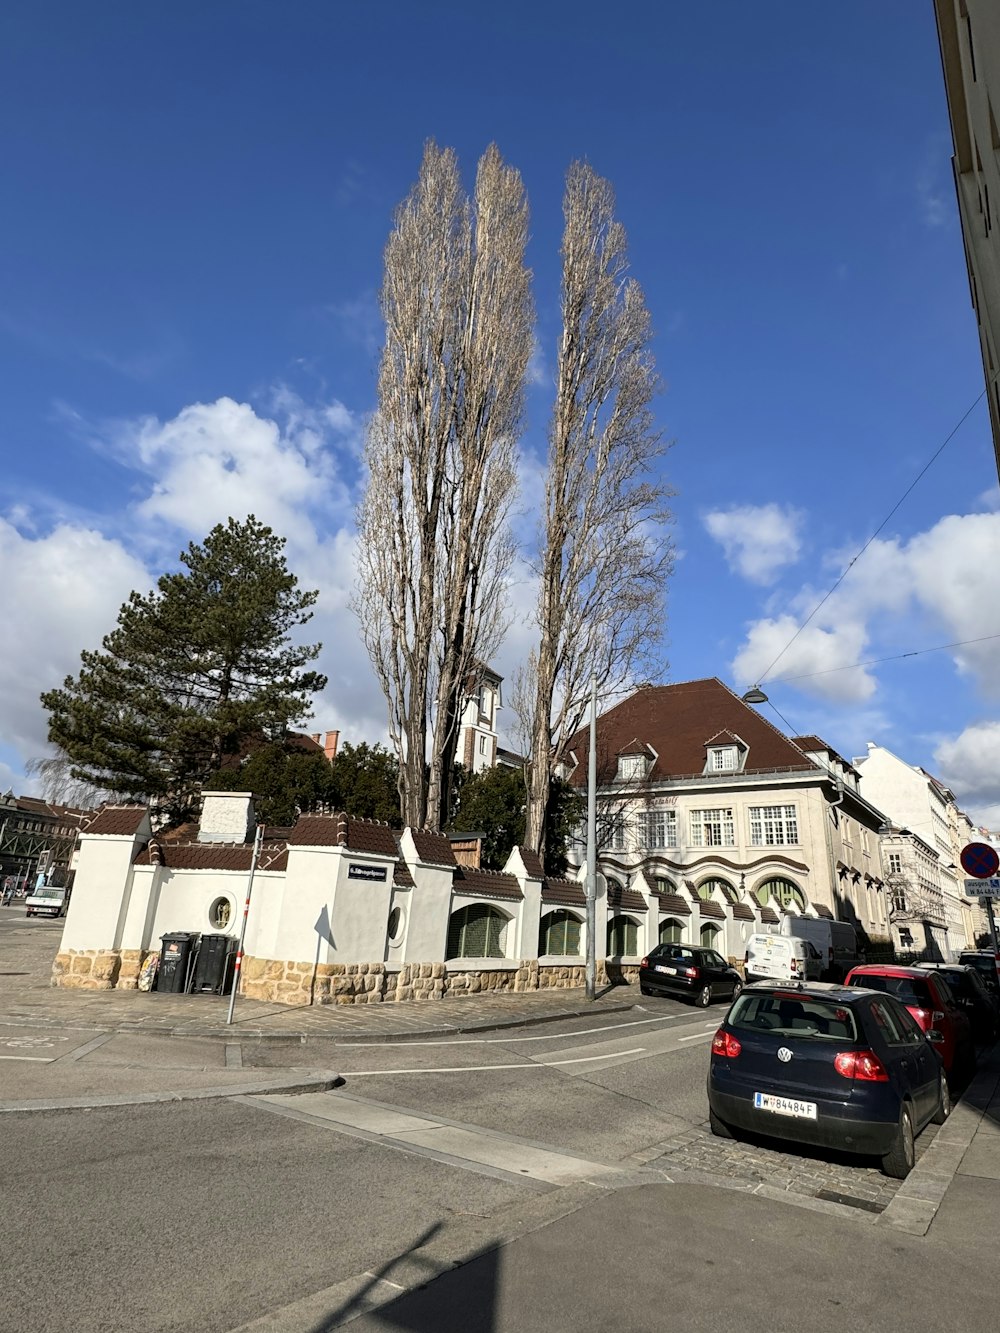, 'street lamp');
742,686,768,704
